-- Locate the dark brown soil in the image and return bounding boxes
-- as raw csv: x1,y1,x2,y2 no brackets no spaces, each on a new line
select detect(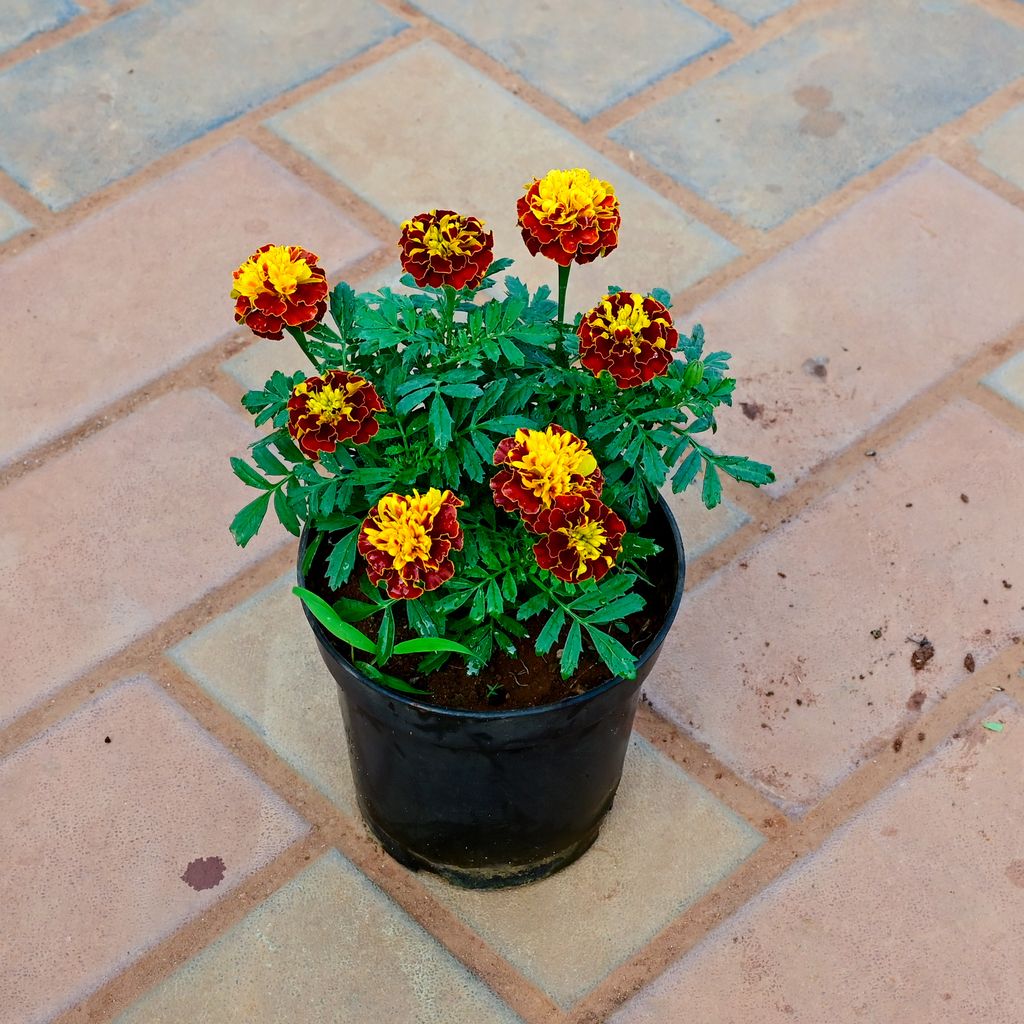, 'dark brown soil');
303,532,677,712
